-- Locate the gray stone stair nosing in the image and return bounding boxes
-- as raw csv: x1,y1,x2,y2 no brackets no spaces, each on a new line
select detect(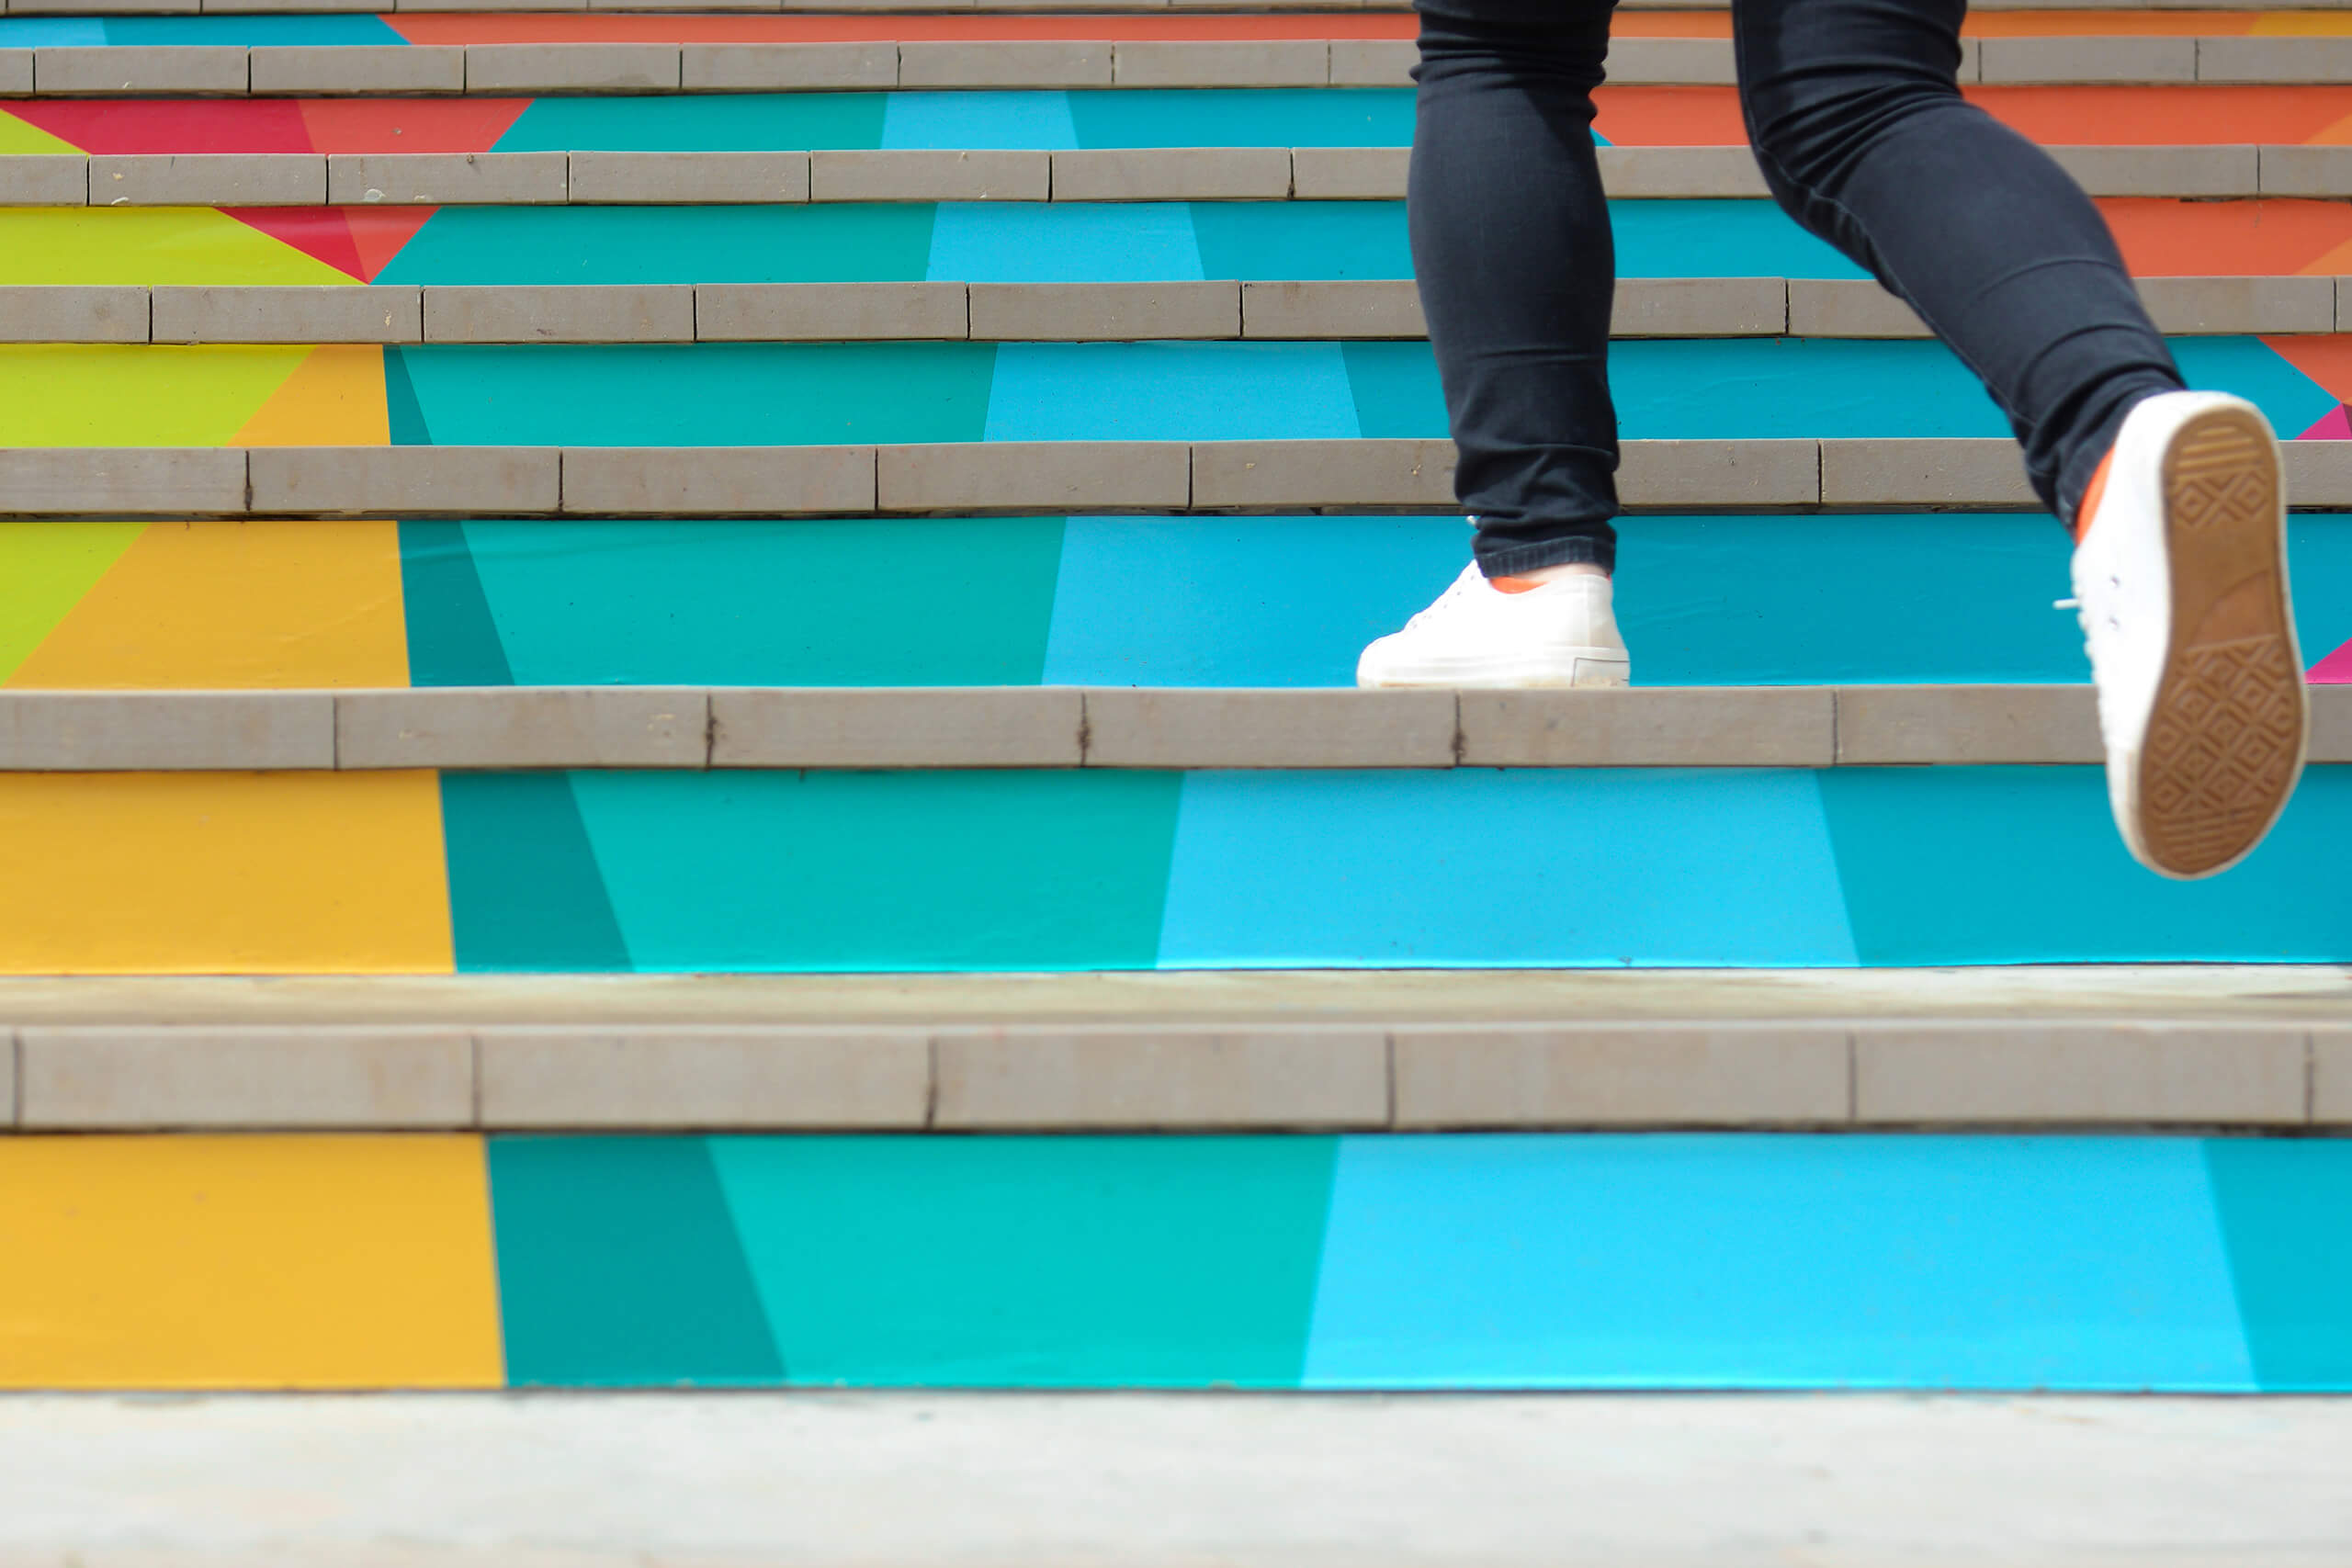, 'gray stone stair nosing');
3,146,2329,205
6,276,2336,344
8,437,2352,517
4,1020,2336,1132
0,683,2338,773
8,0,2352,16
13,38,2352,93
